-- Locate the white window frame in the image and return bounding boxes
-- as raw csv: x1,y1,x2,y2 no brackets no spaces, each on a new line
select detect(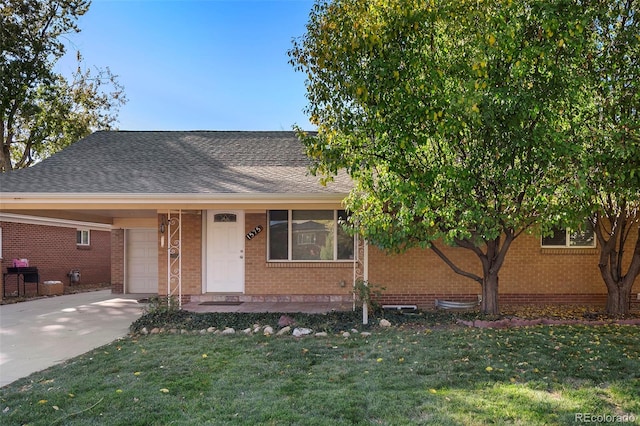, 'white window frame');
267,210,355,262
541,226,596,248
77,229,91,246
